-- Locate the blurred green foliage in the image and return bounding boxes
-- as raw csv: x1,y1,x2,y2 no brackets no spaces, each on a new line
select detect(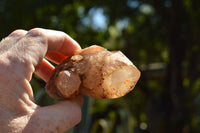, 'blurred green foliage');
1,0,200,133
